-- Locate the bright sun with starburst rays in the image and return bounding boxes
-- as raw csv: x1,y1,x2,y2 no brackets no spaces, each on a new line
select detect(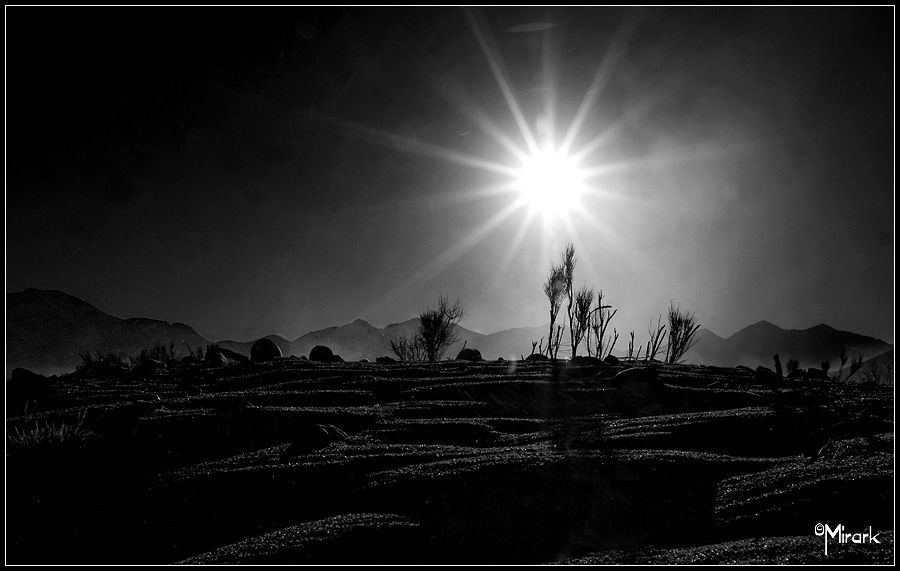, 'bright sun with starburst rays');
513,148,587,219
315,8,647,296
